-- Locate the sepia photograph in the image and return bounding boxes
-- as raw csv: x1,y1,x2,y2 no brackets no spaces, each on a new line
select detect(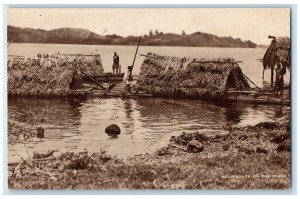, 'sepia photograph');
6,7,292,190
